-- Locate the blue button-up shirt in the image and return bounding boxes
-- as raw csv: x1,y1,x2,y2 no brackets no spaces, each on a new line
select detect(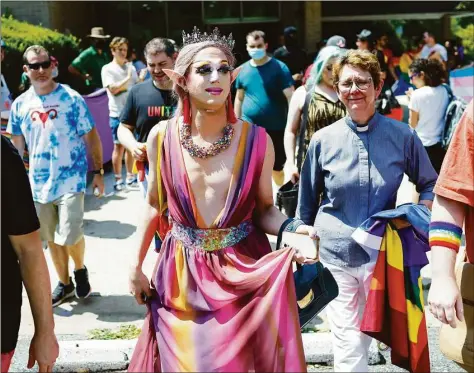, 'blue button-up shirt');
296,113,437,267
